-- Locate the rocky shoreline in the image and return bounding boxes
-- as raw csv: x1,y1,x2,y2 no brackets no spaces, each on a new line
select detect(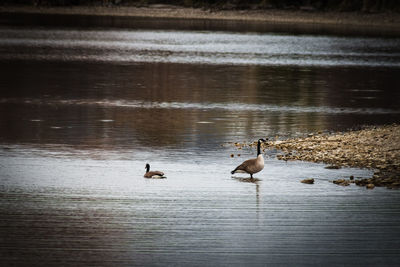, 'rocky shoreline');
239,125,400,189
